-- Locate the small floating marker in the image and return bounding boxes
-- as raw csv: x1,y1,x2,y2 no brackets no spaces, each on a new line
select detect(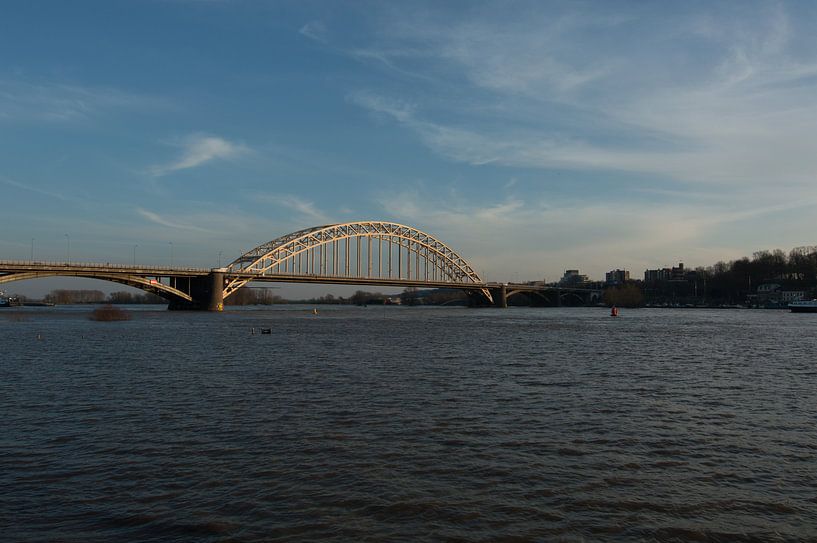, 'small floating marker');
261,328,272,334
312,308,318,315
610,306,619,317
251,327,255,335
36,333,42,340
